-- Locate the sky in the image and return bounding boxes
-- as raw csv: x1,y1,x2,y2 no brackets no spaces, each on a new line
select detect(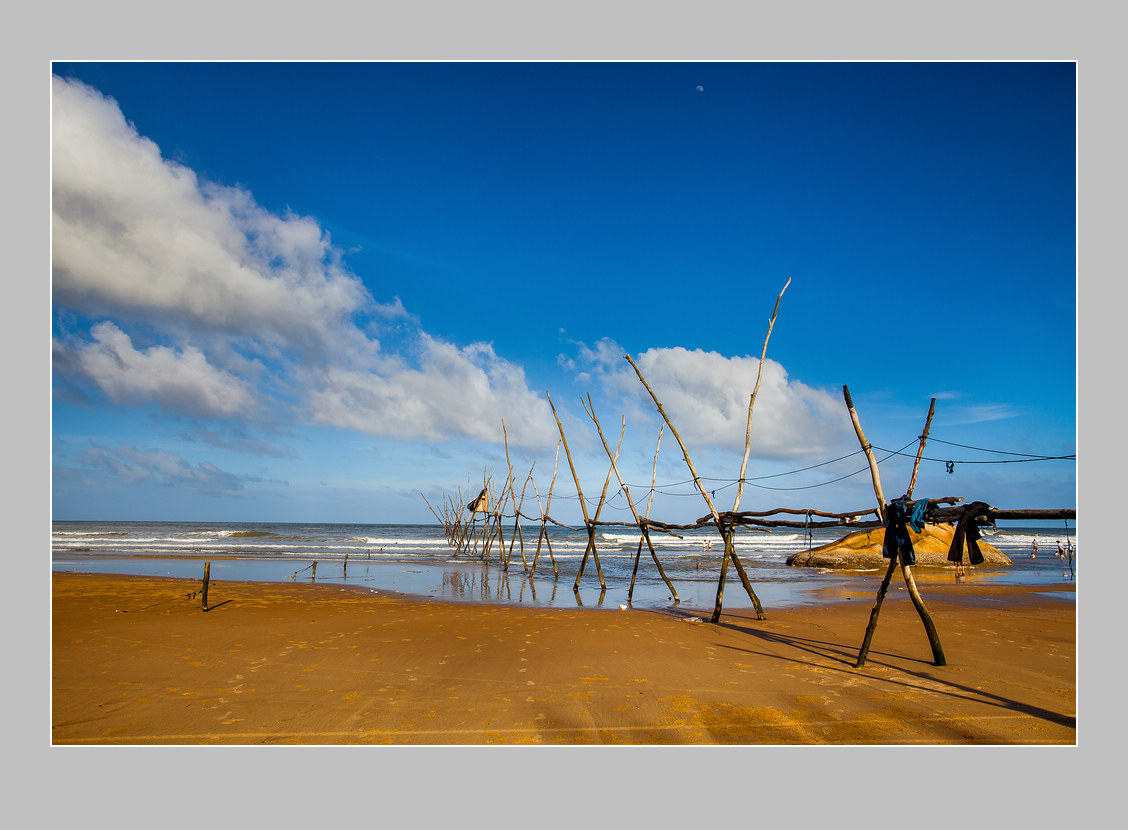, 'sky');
49,61,1077,526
